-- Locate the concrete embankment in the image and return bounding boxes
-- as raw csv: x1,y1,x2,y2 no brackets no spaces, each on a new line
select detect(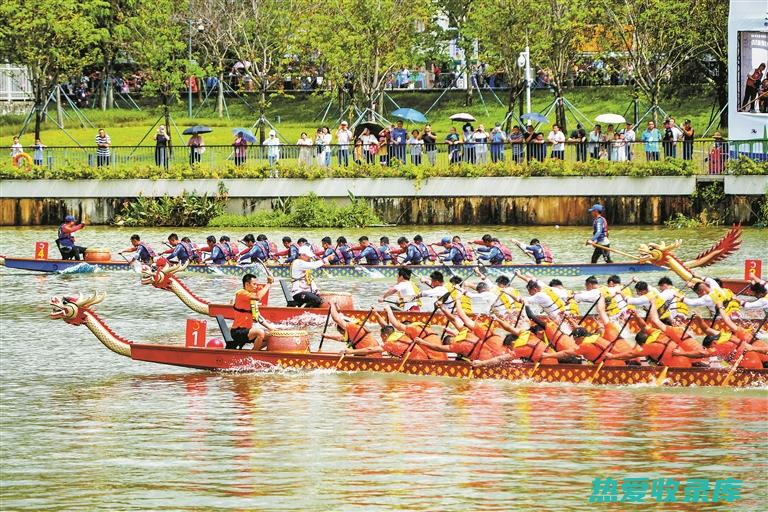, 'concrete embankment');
0,175,765,225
